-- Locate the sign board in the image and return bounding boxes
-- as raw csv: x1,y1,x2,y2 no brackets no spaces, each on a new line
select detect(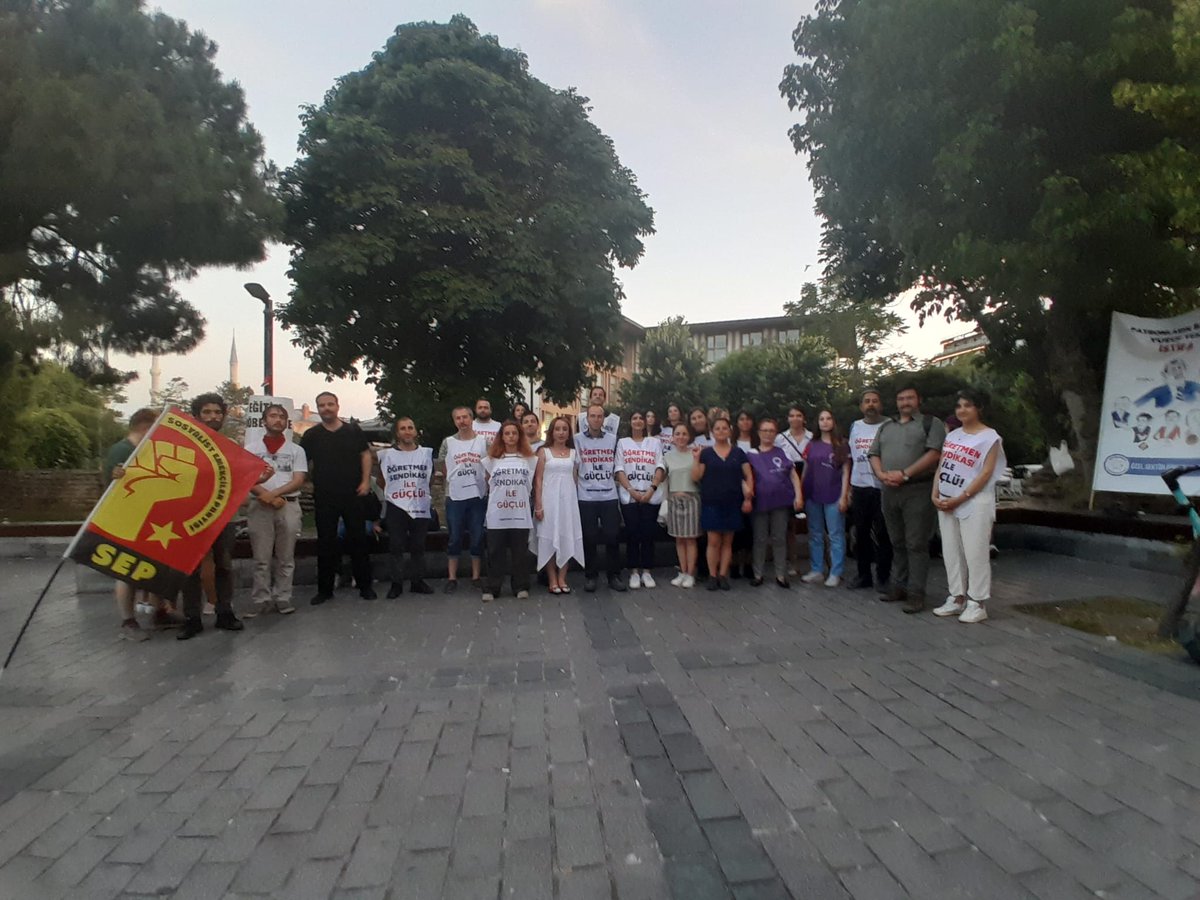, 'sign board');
1094,310,1200,494
244,396,295,445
